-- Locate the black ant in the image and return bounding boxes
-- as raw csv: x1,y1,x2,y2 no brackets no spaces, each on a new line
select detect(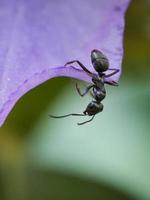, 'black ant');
49,49,119,125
